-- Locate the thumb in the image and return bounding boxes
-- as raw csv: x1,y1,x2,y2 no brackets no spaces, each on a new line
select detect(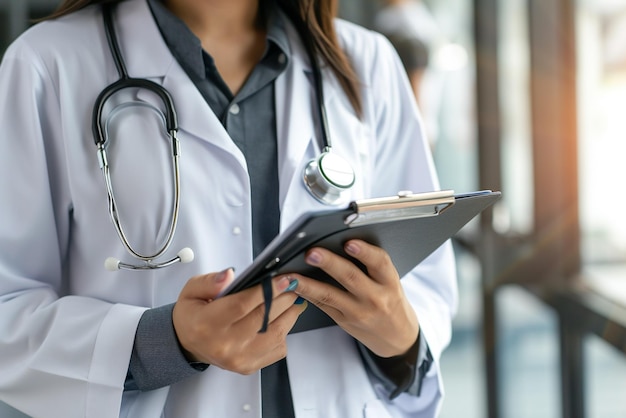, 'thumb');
180,268,235,302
